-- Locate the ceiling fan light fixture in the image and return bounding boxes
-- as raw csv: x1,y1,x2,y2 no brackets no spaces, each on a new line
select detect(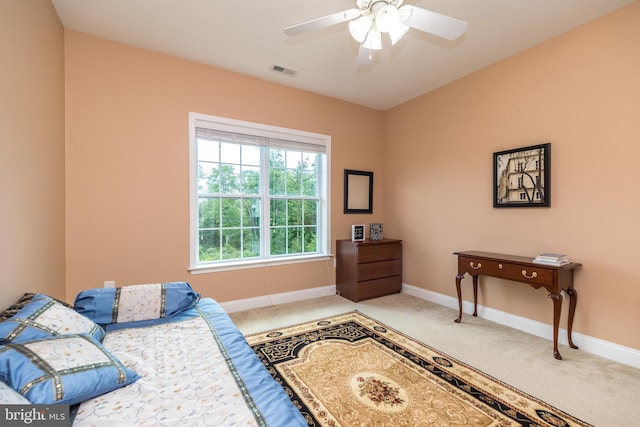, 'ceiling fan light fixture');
374,4,409,45
349,15,372,43
362,29,382,50
375,4,399,33
387,20,409,45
